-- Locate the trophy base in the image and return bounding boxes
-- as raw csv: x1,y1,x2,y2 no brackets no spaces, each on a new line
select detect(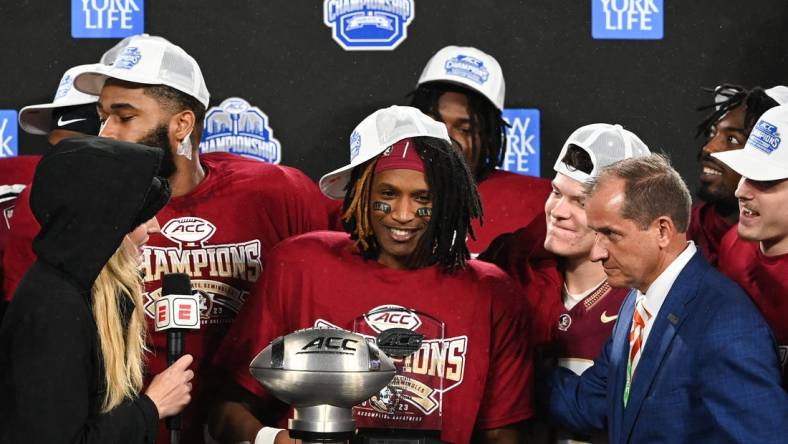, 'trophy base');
289,405,356,443
354,428,446,444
